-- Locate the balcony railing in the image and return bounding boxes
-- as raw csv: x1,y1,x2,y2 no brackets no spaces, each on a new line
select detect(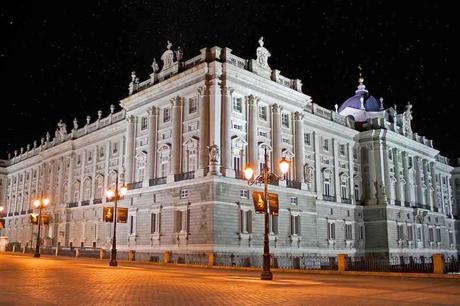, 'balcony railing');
341,198,351,204
14,212,19,216
67,202,78,208
286,179,301,190
175,171,195,182
7,212,13,217
433,207,439,212
404,201,411,207
394,200,401,206
414,203,429,210
93,198,102,204
323,194,336,202
81,200,90,206
27,209,33,214
127,181,143,190
20,210,26,215
149,177,167,186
